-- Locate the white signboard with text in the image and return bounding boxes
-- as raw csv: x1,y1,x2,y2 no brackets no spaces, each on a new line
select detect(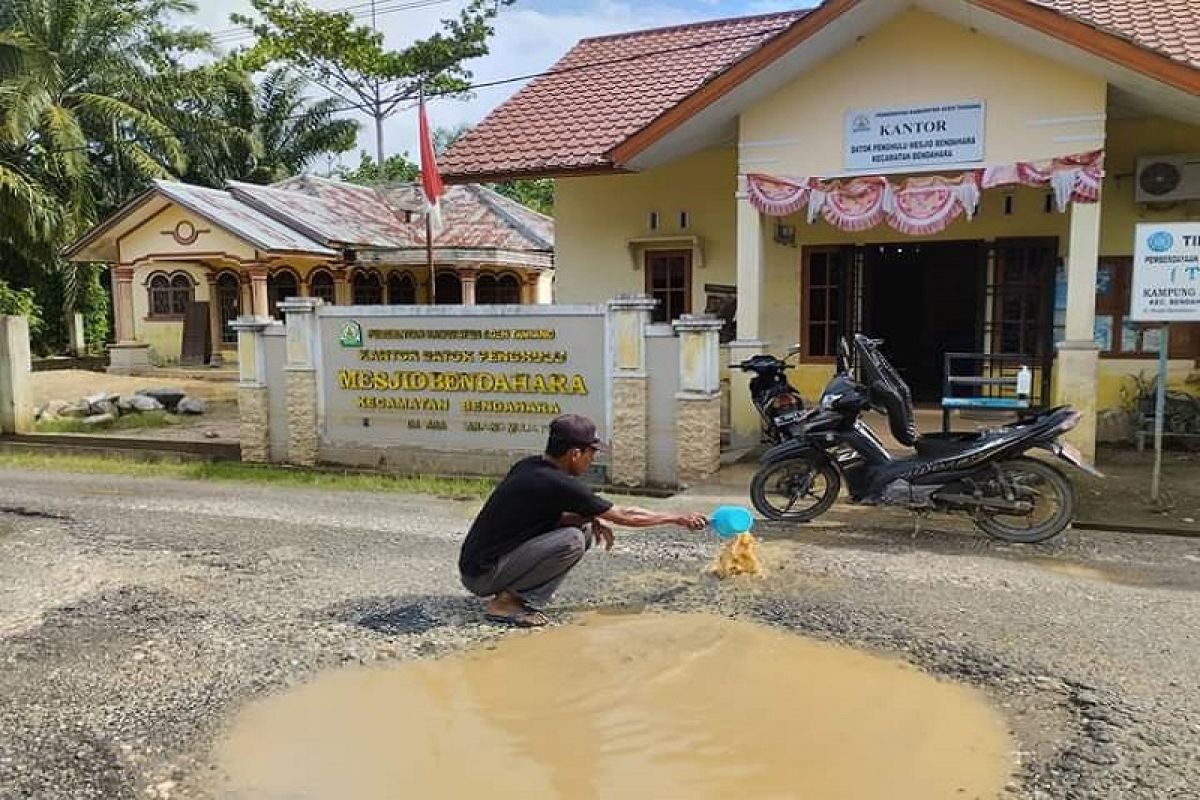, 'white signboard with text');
318,306,610,452
845,100,985,171
1131,222,1200,322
